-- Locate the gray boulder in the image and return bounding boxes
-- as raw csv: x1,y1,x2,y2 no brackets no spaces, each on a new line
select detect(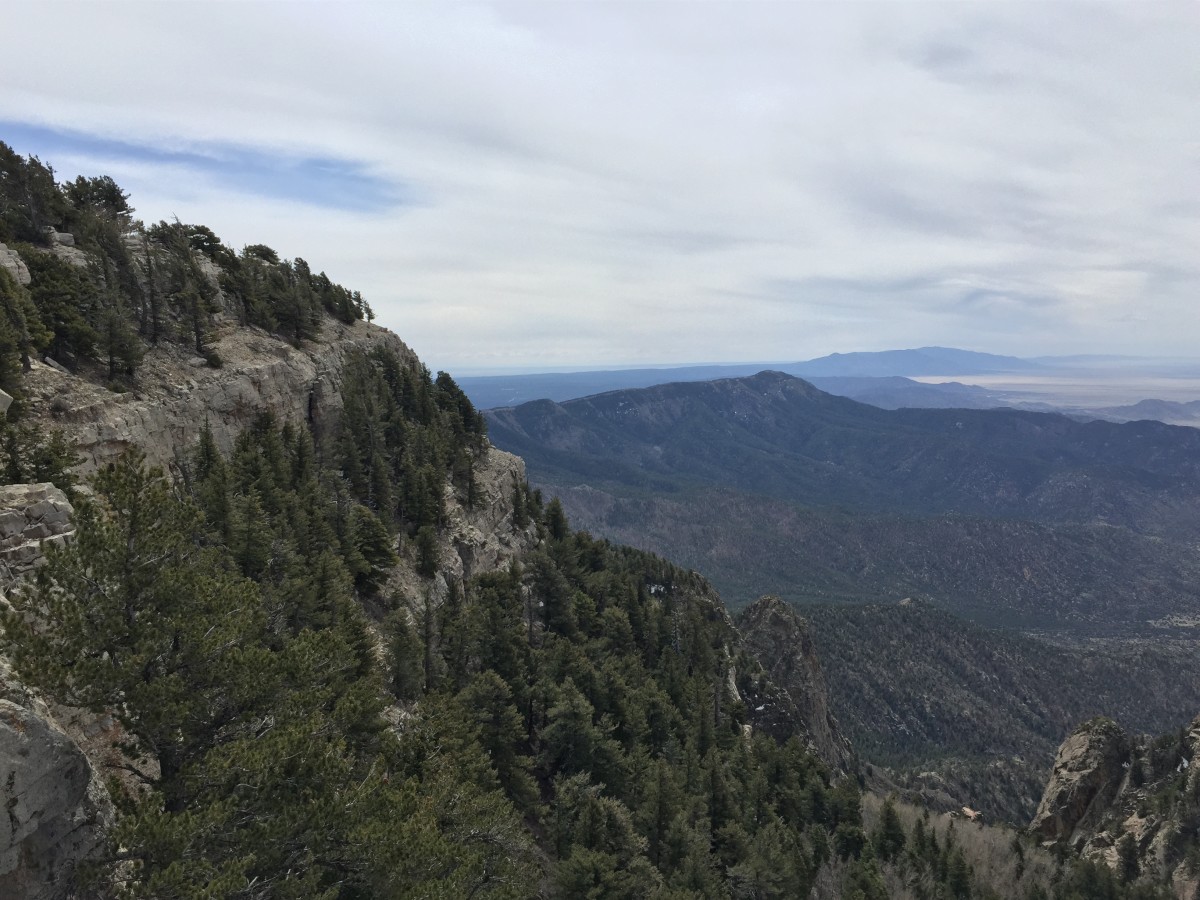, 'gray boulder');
0,697,107,900
0,485,75,588
0,244,31,286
